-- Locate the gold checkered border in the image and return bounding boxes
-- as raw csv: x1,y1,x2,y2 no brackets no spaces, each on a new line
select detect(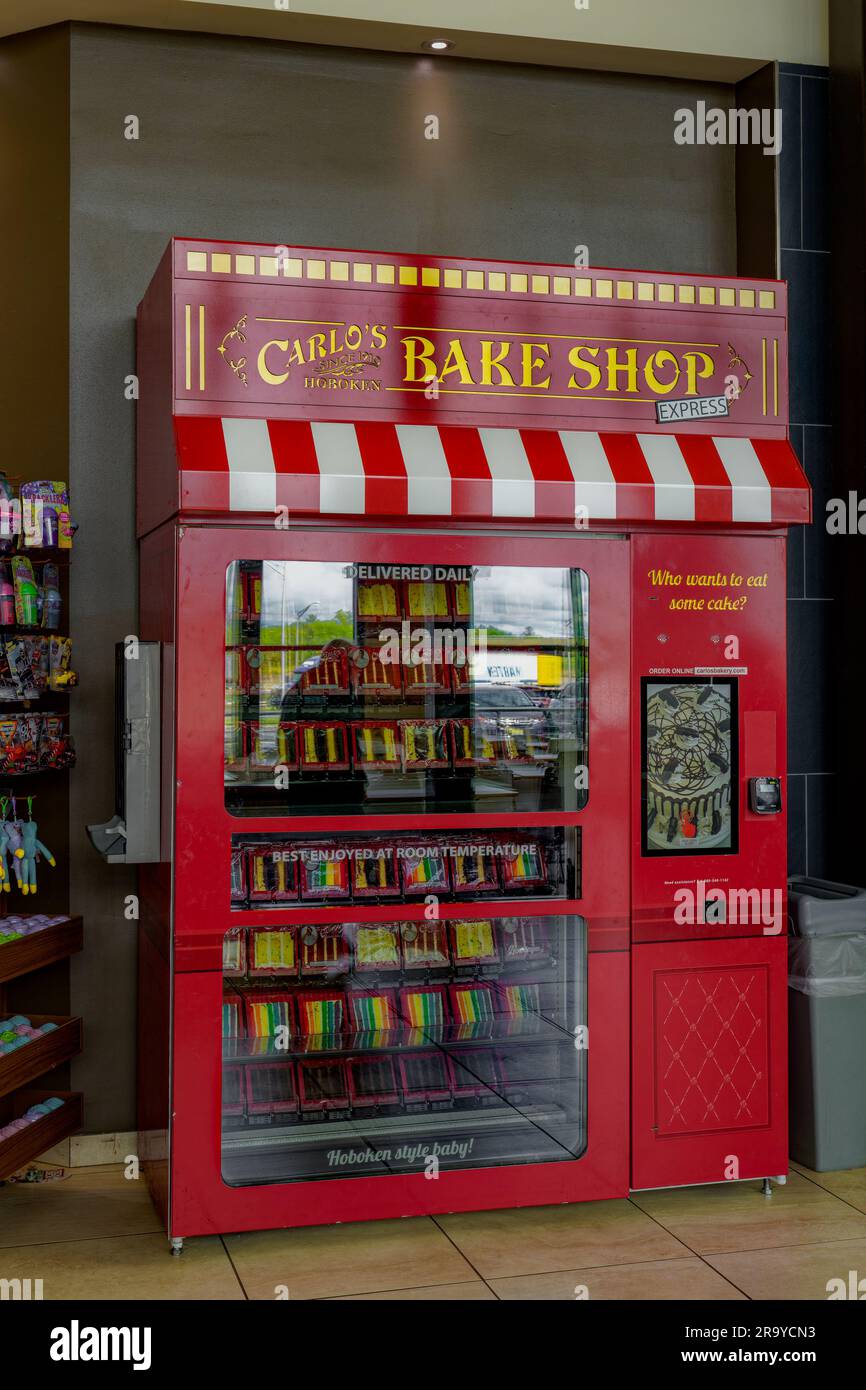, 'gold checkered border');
184,250,777,311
